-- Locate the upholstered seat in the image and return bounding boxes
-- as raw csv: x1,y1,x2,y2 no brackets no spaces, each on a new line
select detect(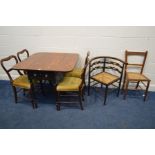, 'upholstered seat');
13,75,31,89
92,72,119,85
64,51,90,79
65,68,83,78
56,77,82,91
127,72,149,81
